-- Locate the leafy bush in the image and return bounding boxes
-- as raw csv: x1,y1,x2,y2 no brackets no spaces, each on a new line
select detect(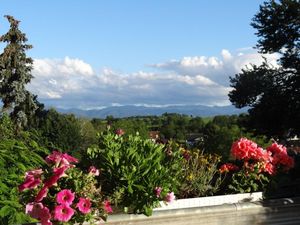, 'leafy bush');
0,139,48,225
86,129,184,216
178,149,223,198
